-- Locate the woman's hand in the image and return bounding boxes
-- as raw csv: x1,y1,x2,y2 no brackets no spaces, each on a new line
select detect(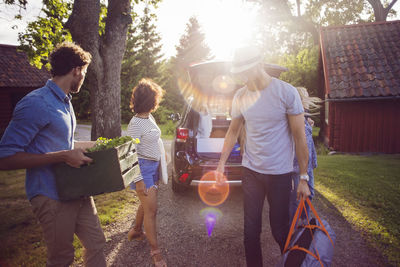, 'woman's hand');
307,117,314,127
